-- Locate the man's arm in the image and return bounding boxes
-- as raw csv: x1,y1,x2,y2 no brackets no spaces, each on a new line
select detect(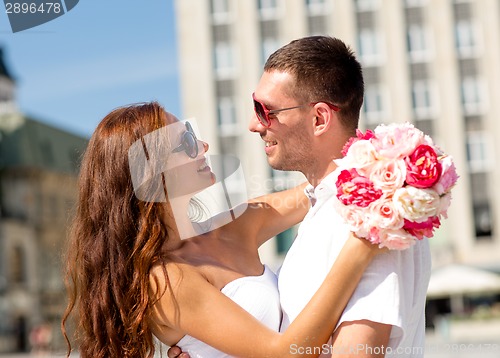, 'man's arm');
330,320,391,358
